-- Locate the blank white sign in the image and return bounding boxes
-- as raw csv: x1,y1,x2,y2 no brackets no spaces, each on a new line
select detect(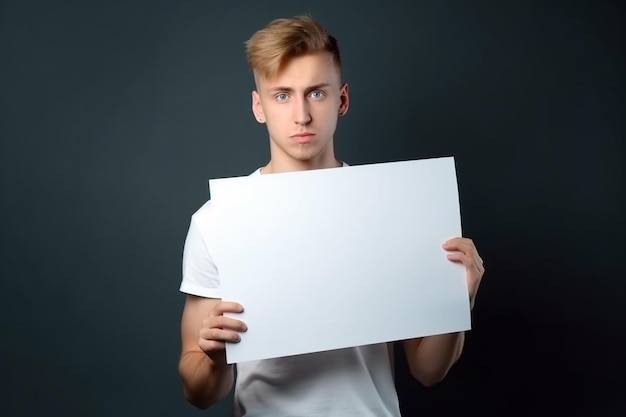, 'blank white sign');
209,157,471,364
